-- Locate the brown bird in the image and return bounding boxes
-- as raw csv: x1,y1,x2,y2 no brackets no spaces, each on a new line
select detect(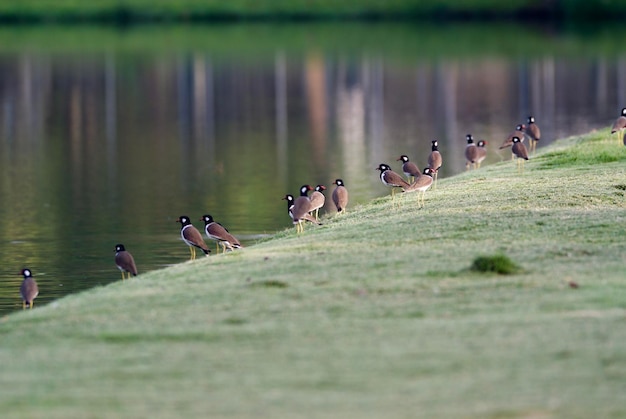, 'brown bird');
511,136,529,172
332,179,349,214
499,124,526,152
403,167,434,208
475,140,488,169
396,155,420,183
376,163,410,198
294,184,316,232
611,107,626,138
200,215,242,253
465,134,479,170
283,194,320,233
177,215,210,260
20,268,39,310
525,116,541,153
427,140,443,188
115,244,138,280
309,184,326,221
